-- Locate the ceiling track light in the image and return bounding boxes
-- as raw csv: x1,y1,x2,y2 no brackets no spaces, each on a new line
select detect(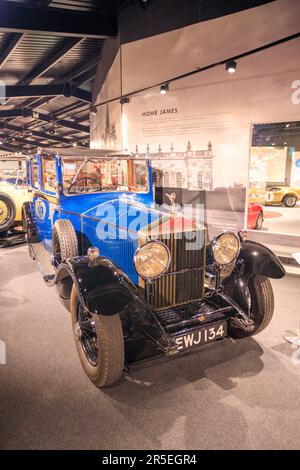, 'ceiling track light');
120,96,130,105
226,60,237,74
160,83,169,95
90,106,97,116
137,0,150,9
